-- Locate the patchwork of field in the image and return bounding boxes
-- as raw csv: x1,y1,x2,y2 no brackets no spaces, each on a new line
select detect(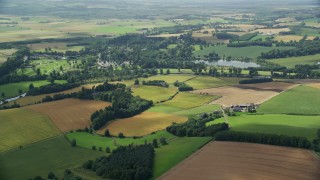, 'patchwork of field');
0,80,67,100
269,54,320,68
235,82,296,92
258,85,320,115
191,86,278,106
66,131,212,178
193,45,294,58
132,86,177,103
3,83,101,107
208,114,320,140
0,108,60,153
26,99,111,132
162,92,218,109
0,136,104,180
97,112,187,137
160,141,320,180
185,76,242,90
